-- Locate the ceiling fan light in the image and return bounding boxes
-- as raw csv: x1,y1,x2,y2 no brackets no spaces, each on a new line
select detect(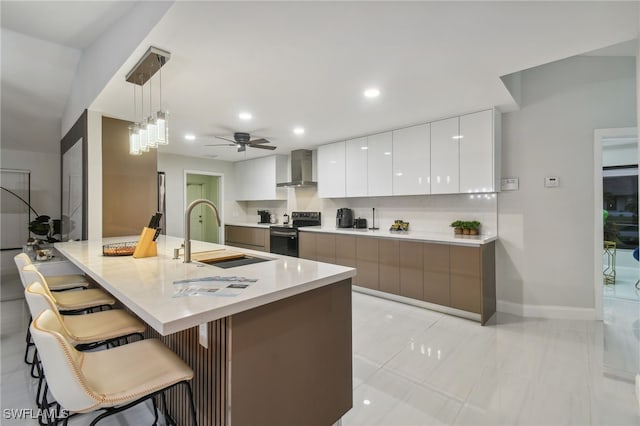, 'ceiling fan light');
129,126,141,155
156,111,168,145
